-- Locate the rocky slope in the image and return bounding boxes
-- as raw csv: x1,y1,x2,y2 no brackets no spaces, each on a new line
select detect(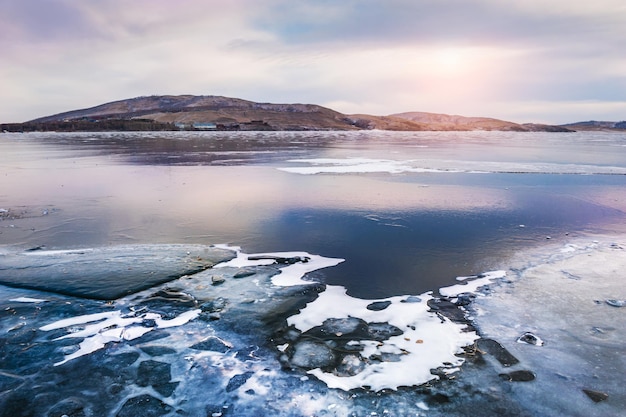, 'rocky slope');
19,95,574,132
